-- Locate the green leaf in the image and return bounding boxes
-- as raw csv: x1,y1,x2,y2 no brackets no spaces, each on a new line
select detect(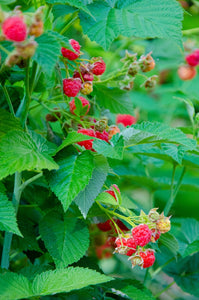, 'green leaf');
0,182,21,236
95,191,118,206
159,233,179,255
46,0,93,16
183,241,199,257
0,109,22,139
122,122,196,150
52,5,77,20
75,155,109,217
93,135,124,159
39,212,89,267
93,85,134,114
34,31,60,75
45,149,94,211
0,130,58,180
32,267,113,296
79,0,183,49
